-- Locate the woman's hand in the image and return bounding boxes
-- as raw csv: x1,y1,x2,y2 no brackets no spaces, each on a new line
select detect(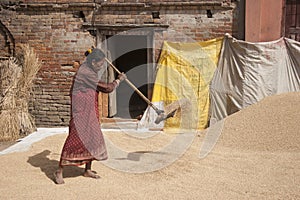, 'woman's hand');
117,73,127,82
